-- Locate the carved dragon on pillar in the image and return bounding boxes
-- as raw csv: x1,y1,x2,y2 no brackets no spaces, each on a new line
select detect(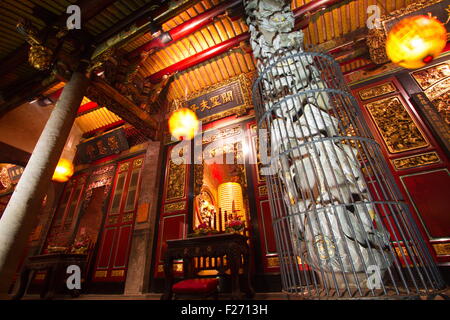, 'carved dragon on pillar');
245,0,392,288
